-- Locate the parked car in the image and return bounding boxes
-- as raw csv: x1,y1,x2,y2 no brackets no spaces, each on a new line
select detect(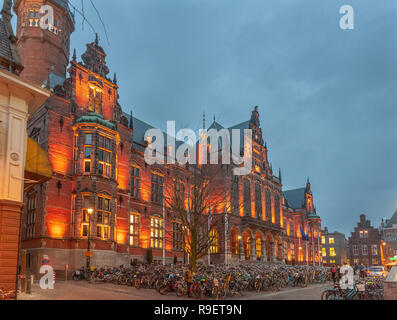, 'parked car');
367,266,387,278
